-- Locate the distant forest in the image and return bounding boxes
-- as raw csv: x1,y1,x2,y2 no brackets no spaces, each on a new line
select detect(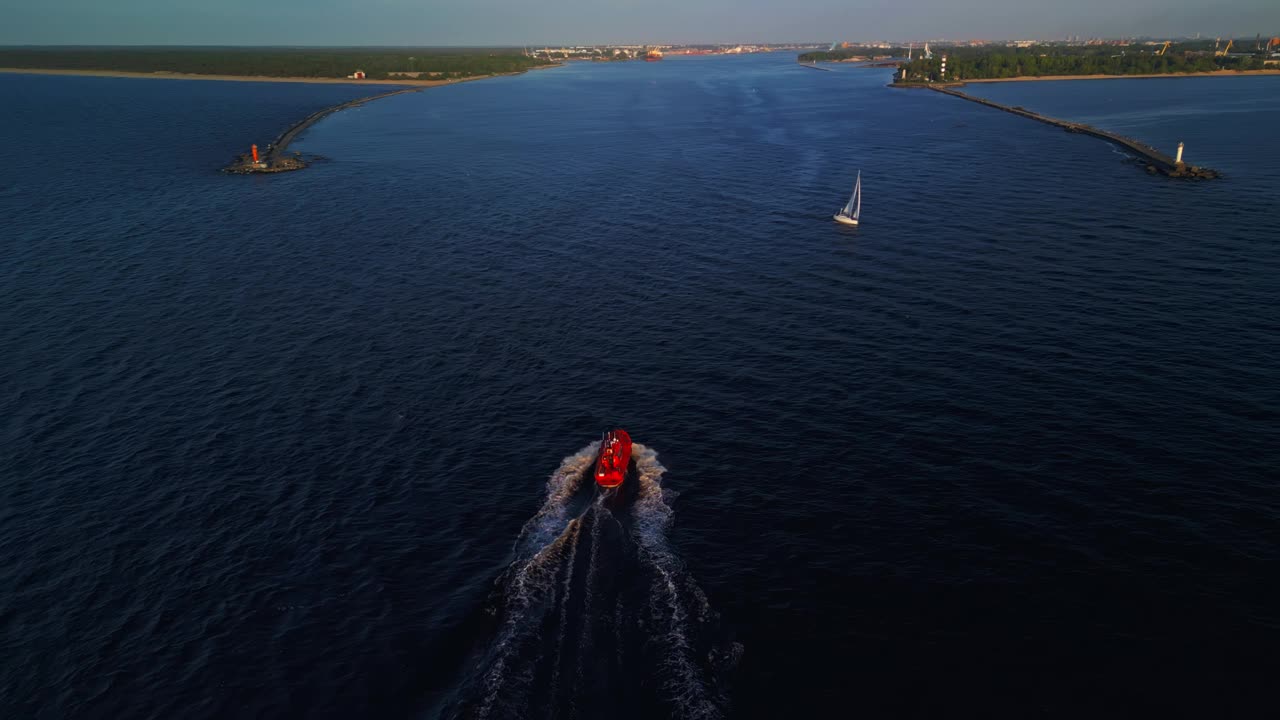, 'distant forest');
895,45,1269,82
798,48,905,62
0,48,554,79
